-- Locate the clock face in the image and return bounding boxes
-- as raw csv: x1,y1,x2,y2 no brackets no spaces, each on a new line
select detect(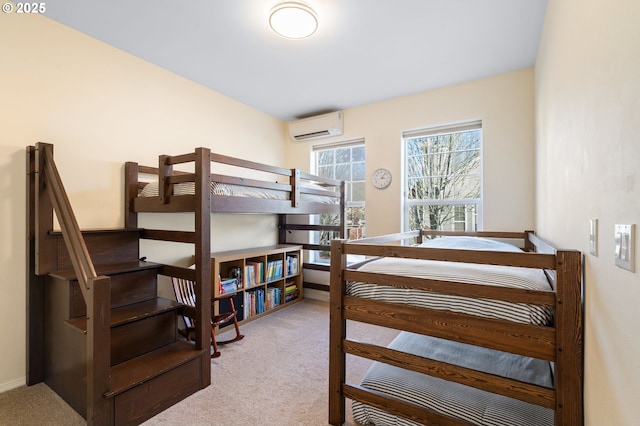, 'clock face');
372,168,392,189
